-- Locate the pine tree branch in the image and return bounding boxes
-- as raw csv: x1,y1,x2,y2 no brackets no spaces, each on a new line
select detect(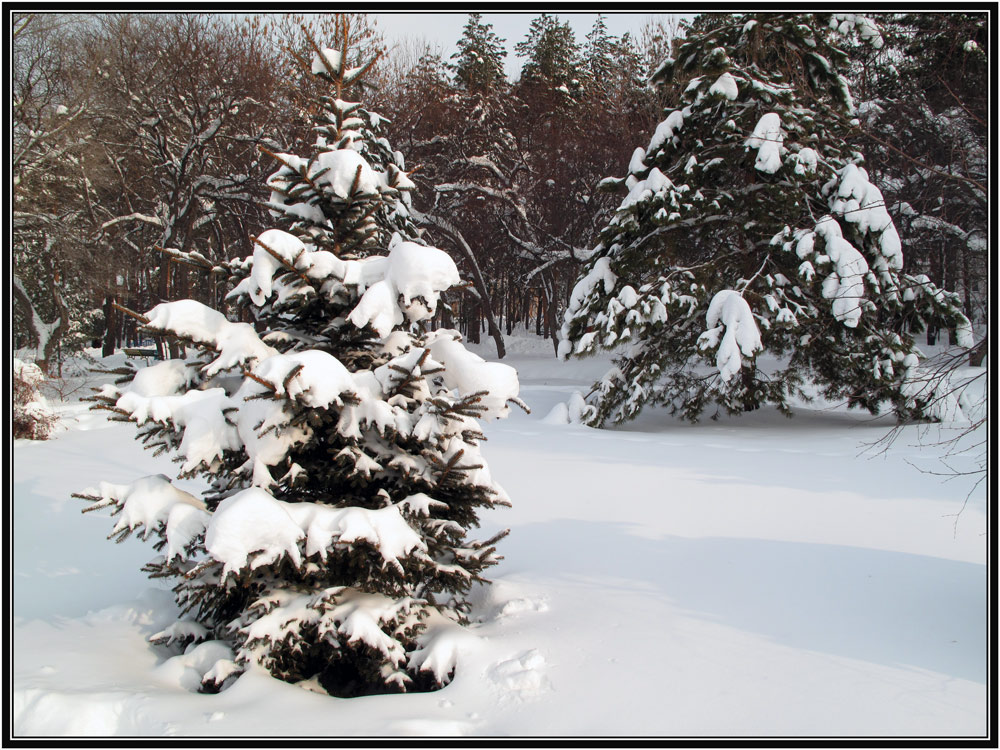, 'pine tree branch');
153,245,225,274
250,234,312,285
242,369,278,393
436,449,465,486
